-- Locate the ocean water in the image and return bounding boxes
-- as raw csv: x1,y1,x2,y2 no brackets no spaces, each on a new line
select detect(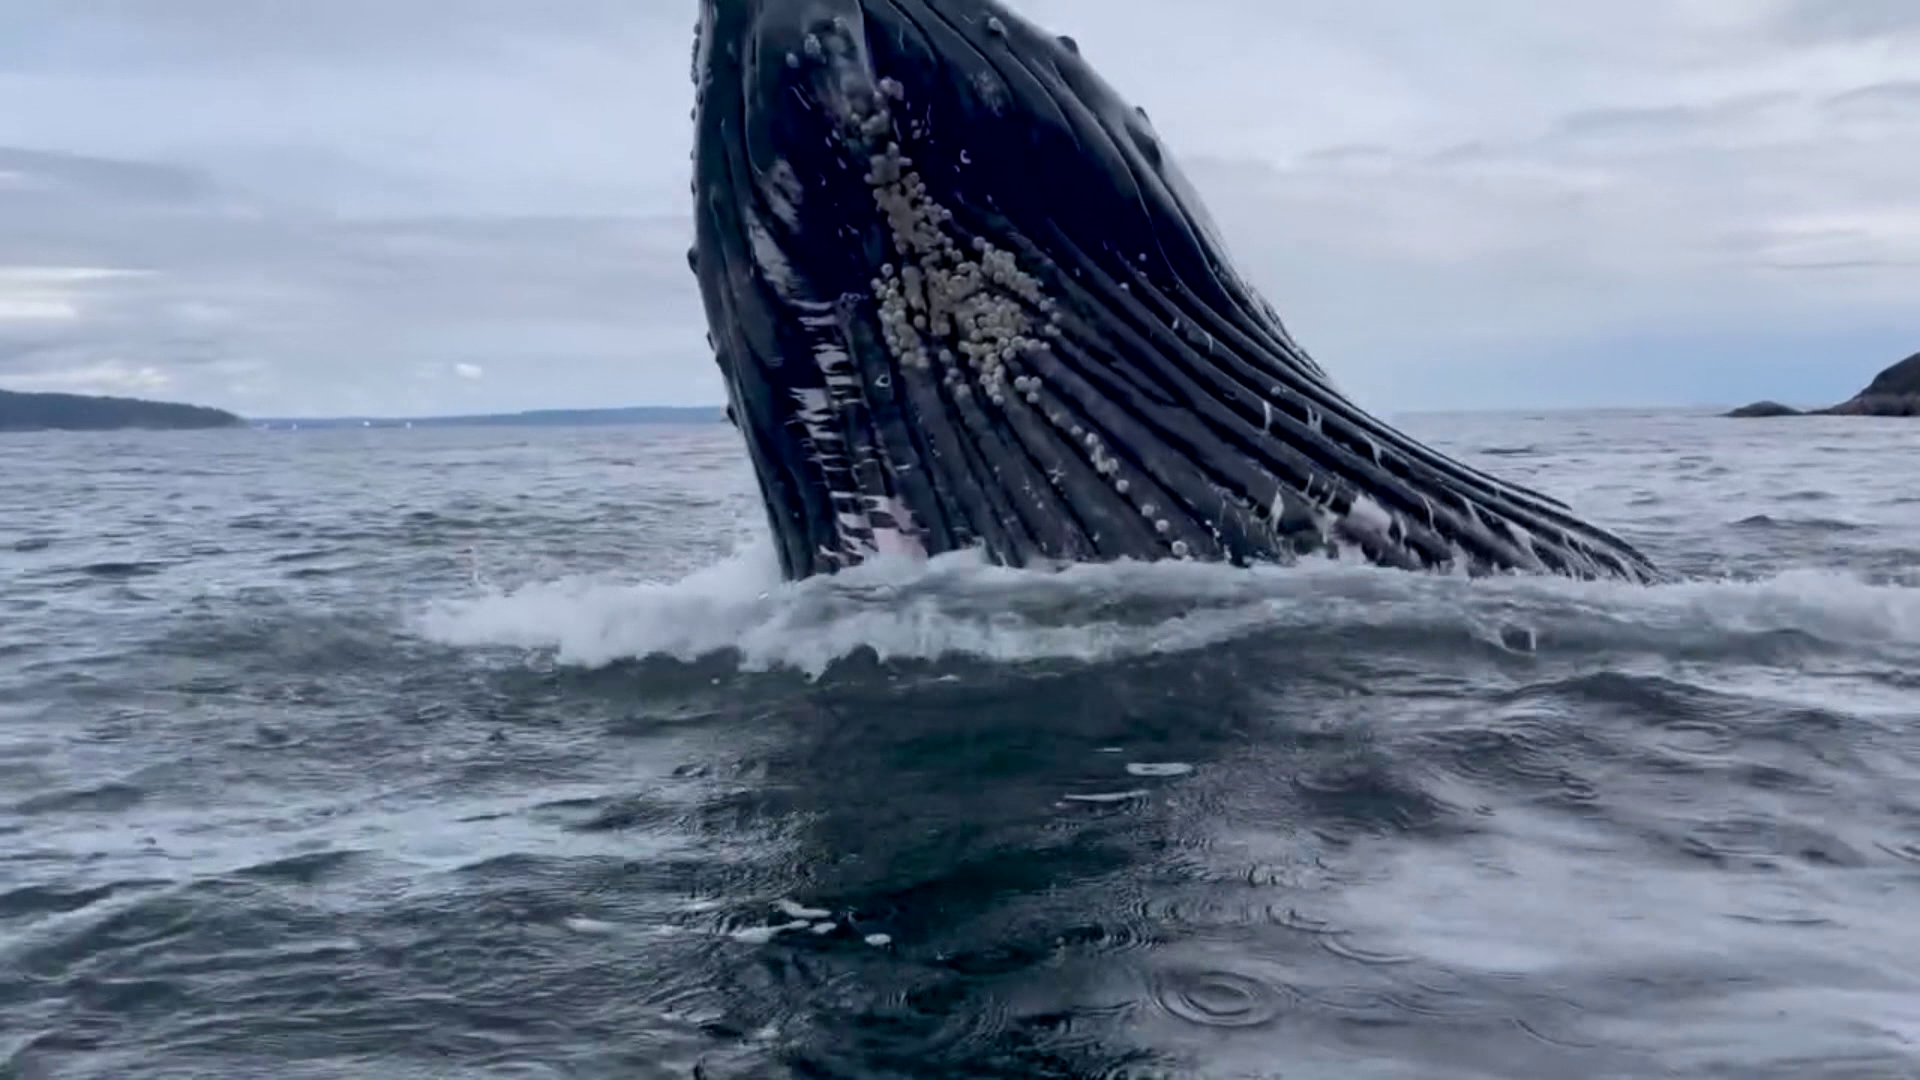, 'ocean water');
4,409,1920,1079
